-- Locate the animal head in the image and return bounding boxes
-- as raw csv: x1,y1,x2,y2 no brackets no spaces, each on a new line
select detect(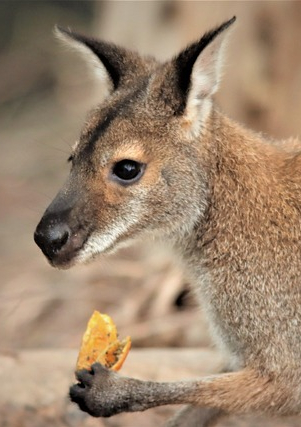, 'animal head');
34,17,235,268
